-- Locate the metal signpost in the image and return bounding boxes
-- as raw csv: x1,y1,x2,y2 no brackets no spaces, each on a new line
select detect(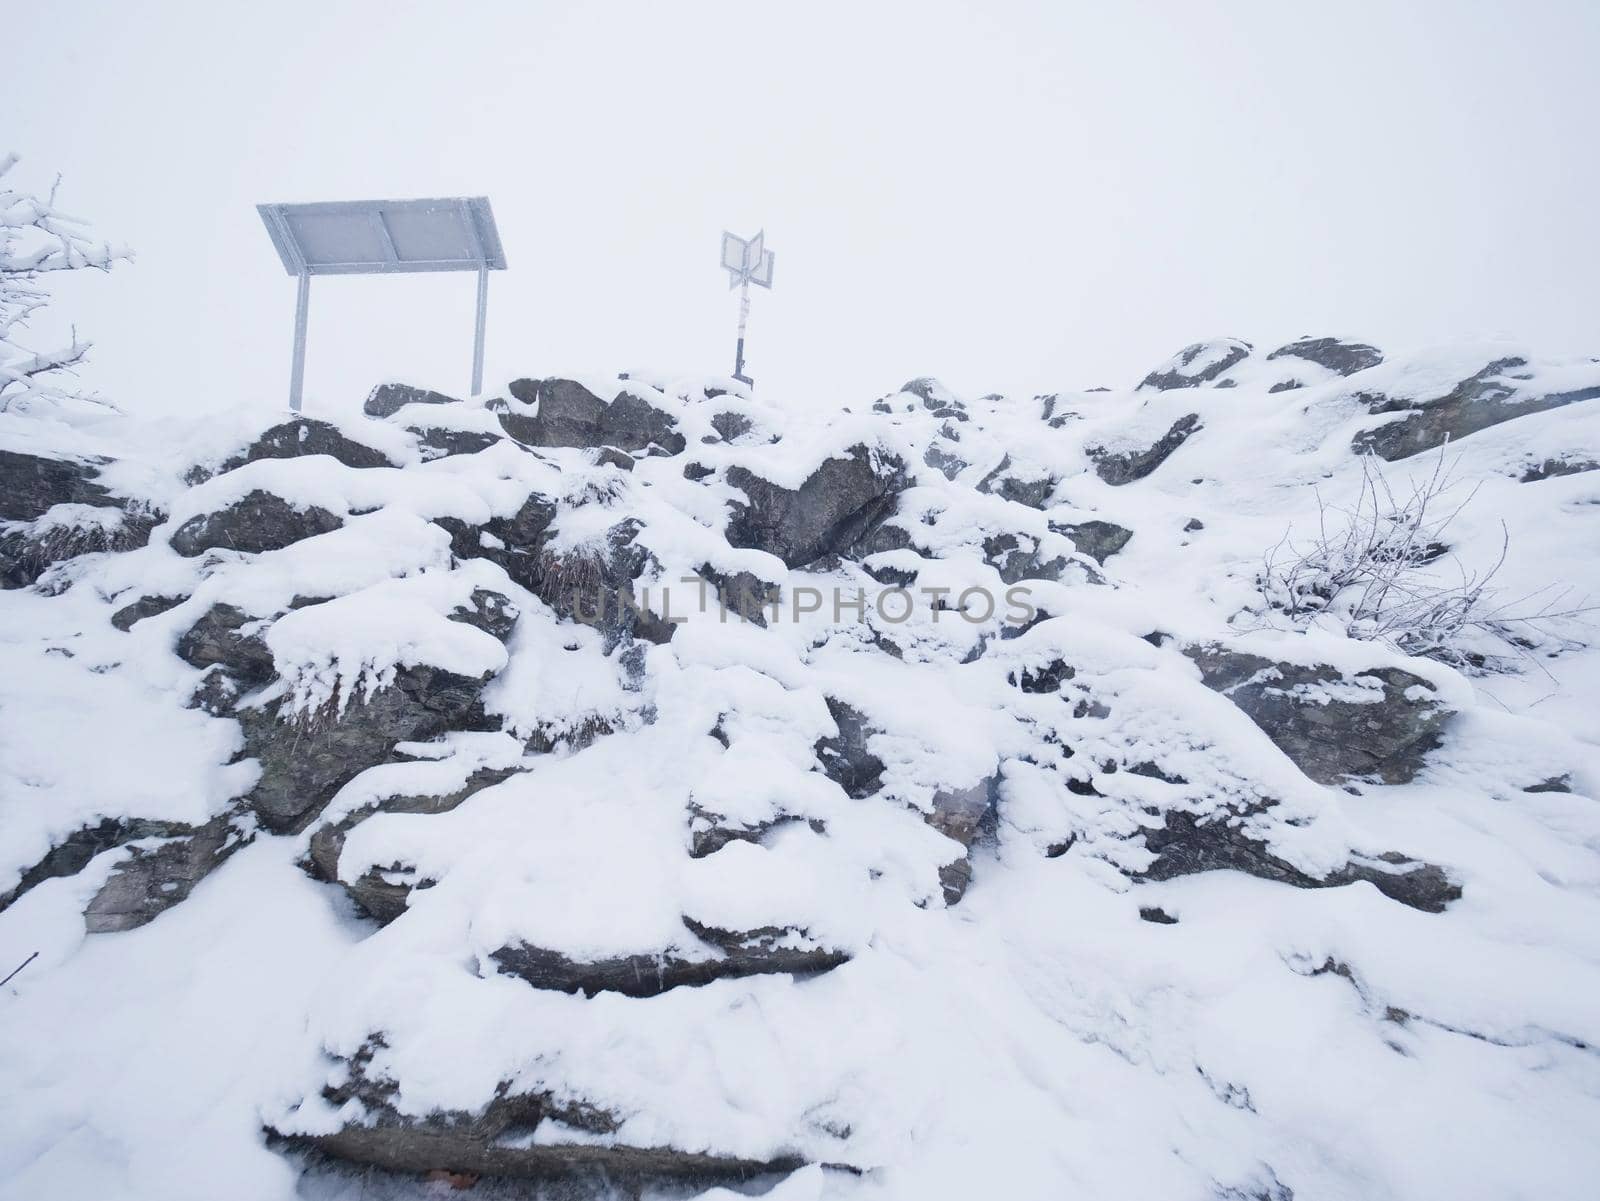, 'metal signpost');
257,196,507,411
720,229,774,387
